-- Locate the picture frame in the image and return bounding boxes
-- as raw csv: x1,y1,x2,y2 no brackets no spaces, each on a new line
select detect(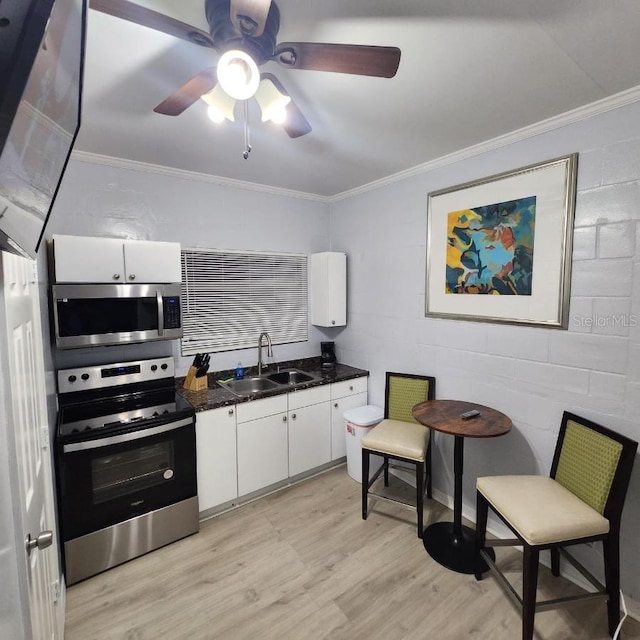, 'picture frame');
425,153,578,328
